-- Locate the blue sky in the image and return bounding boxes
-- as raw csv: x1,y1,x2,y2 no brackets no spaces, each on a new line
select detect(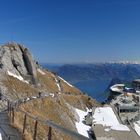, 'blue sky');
0,0,140,63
